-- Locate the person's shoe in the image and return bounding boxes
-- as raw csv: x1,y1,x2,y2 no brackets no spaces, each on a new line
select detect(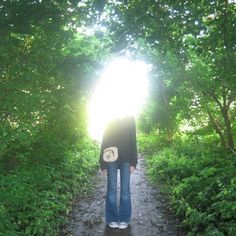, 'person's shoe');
107,222,119,228
119,222,129,229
